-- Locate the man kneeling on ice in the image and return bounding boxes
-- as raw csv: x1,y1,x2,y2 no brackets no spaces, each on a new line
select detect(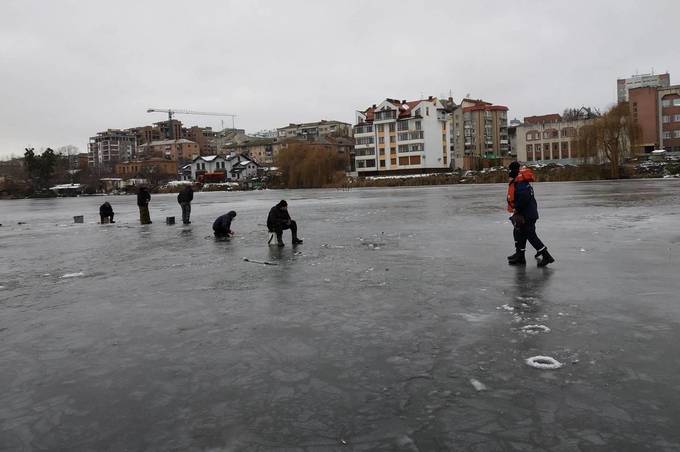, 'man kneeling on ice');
99,202,115,224
267,200,303,246
213,211,237,238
